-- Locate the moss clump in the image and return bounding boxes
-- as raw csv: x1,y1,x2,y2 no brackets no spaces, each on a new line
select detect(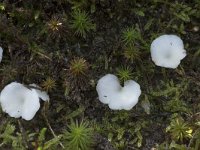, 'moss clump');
63,120,94,150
